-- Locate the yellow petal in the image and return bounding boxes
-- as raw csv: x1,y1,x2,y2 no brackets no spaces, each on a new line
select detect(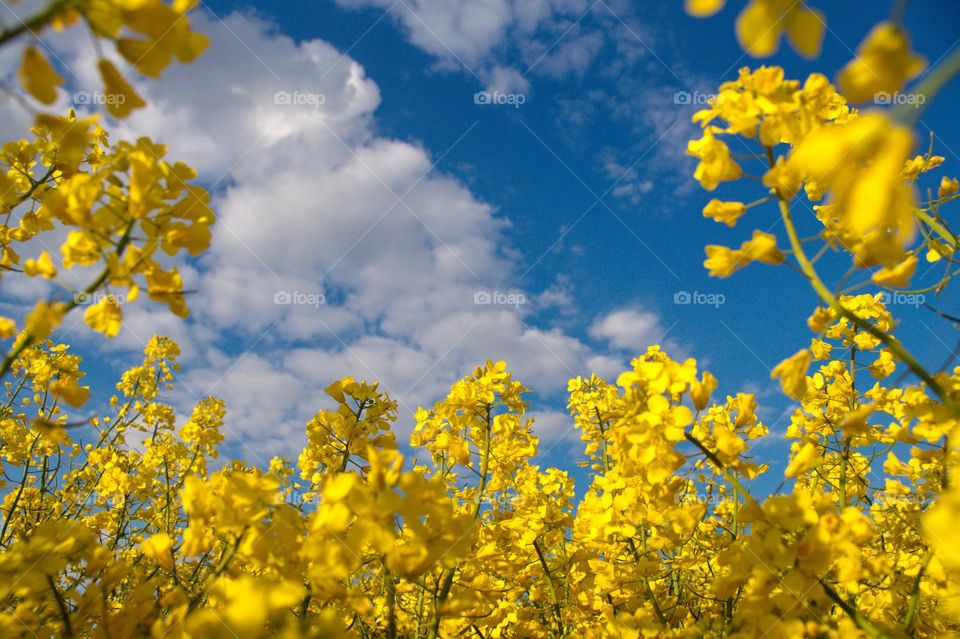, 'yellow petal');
771,349,810,400
25,300,65,340
23,251,57,279
785,7,825,59
685,0,724,17
871,254,917,288
19,47,64,104
98,59,146,118
785,440,821,477
735,0,782,57
83,296,123,337
141,533,175,570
